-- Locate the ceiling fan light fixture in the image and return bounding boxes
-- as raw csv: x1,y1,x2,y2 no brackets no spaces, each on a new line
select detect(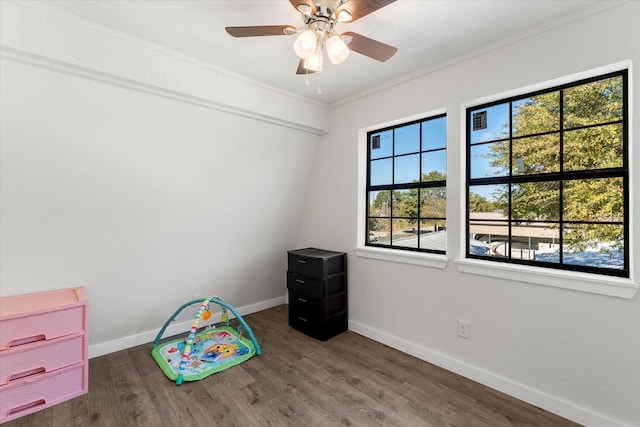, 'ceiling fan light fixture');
304,48,324,72
296,4,312,16
336,9,352,23
293,29,317,59
326,34,350,64
226,0,398,80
